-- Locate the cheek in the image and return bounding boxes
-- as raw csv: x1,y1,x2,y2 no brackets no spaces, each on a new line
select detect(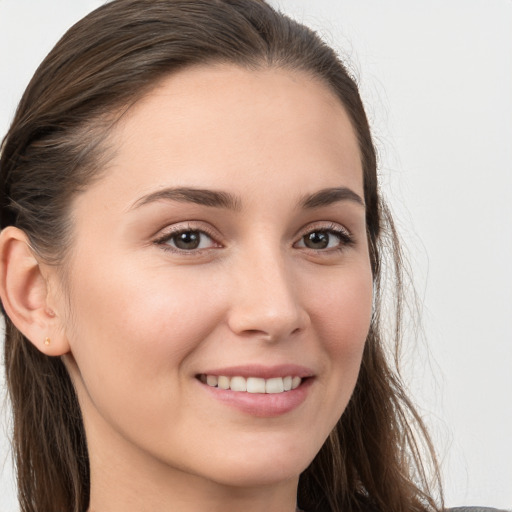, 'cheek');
62,257,223,419
305,262,373,409
310,264,373,352
68,254,221,348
